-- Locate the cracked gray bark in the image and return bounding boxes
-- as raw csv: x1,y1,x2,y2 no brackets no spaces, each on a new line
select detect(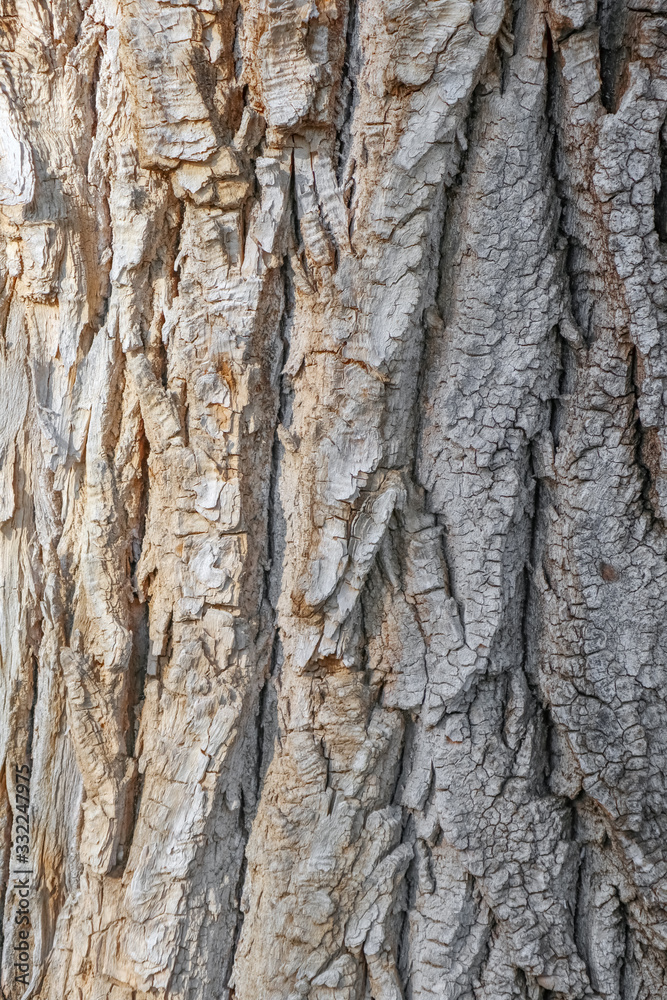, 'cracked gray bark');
1,0,667,997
